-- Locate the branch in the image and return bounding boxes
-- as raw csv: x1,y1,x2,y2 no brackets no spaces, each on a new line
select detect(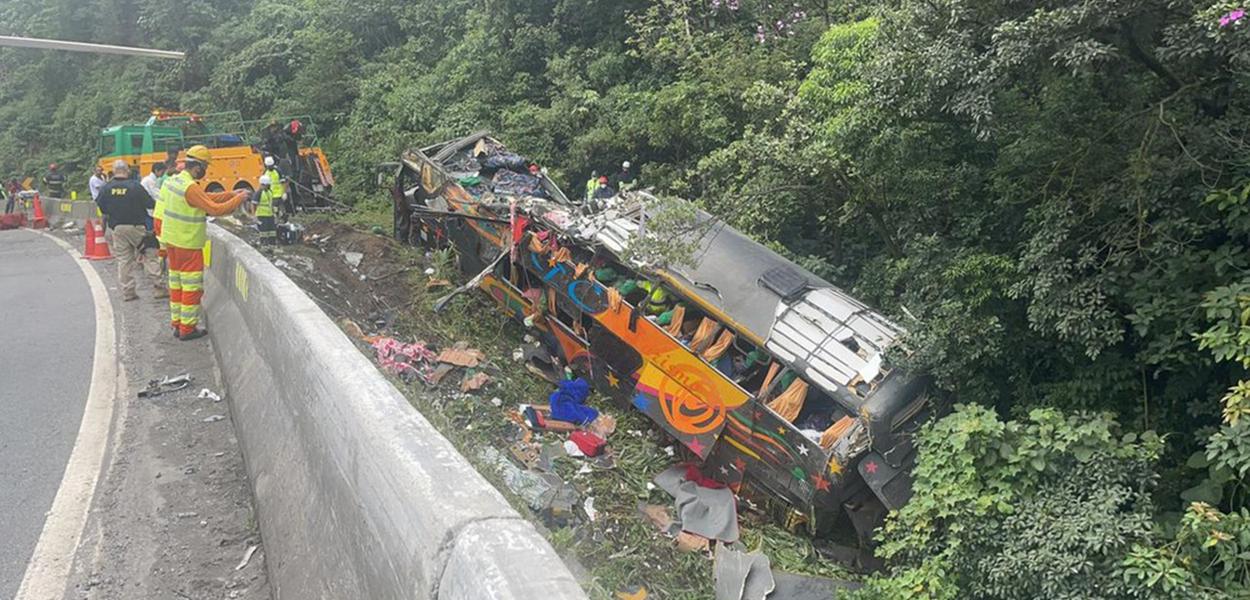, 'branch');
1119,21,1183,93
